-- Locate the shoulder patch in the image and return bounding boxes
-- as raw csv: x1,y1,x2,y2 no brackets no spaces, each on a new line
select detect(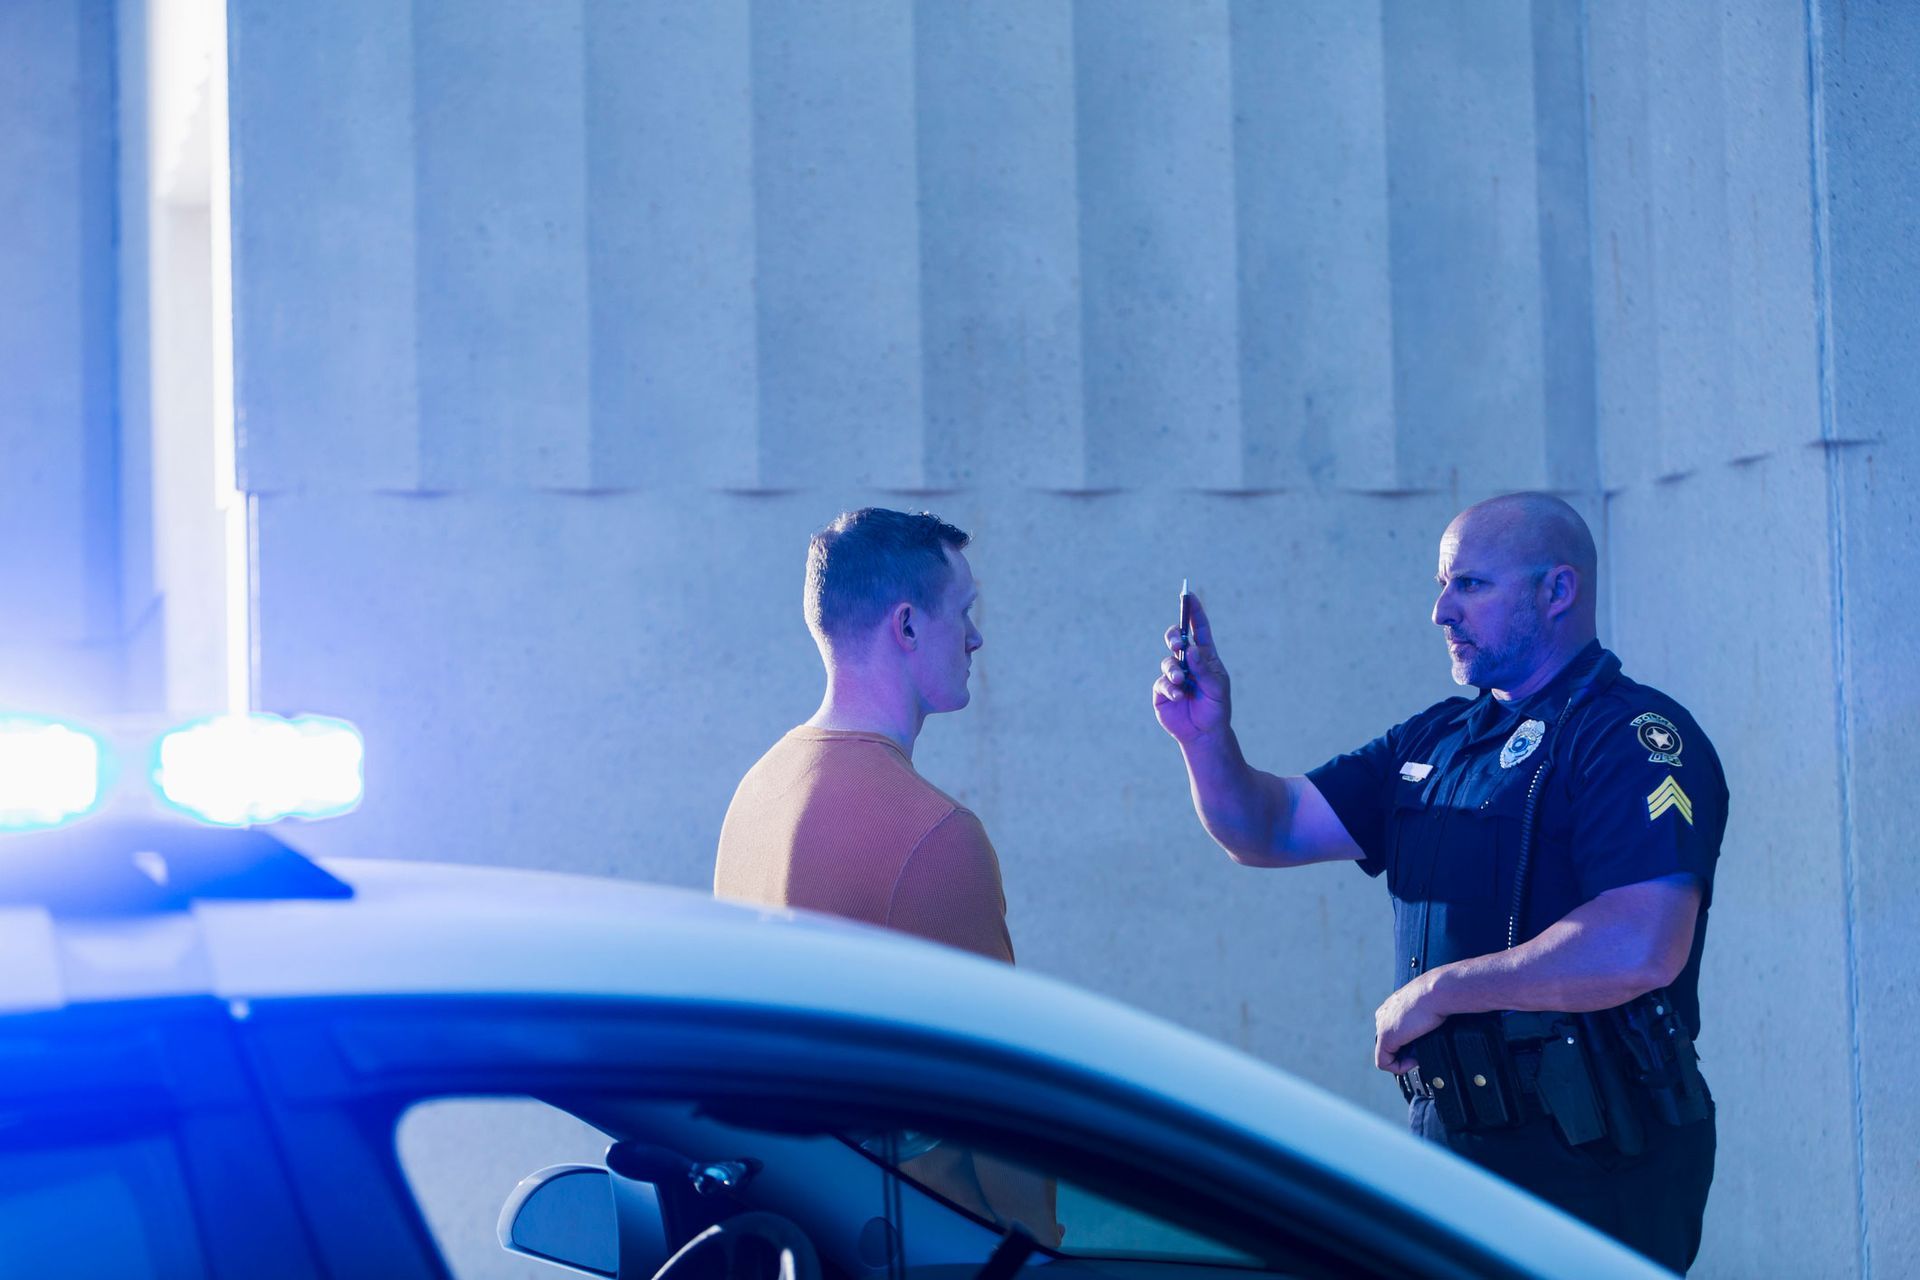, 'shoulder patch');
1631,712,1684,767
